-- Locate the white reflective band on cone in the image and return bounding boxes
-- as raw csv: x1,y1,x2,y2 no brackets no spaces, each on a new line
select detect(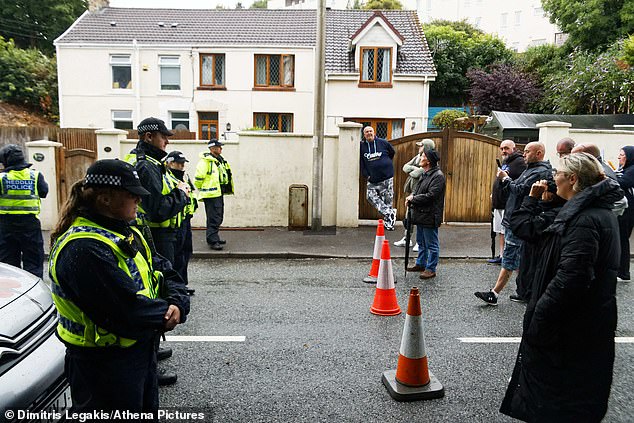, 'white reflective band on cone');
377,257,395,289
399,314,427,359
373,235,385,259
